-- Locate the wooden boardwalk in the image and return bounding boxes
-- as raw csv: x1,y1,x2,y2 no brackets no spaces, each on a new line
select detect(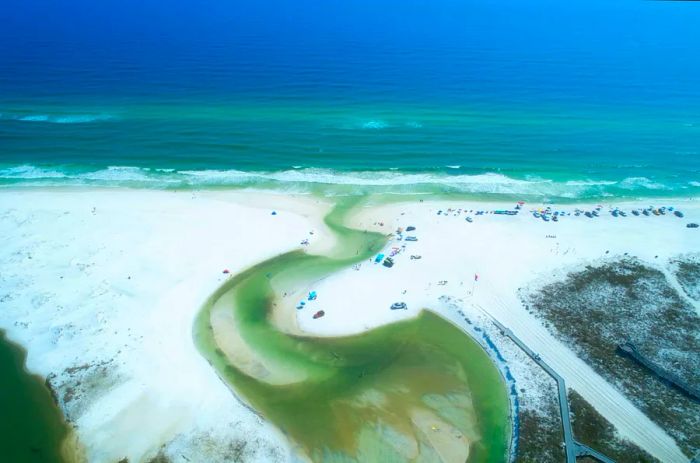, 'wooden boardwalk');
617,341,700,402
489,317,616,463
